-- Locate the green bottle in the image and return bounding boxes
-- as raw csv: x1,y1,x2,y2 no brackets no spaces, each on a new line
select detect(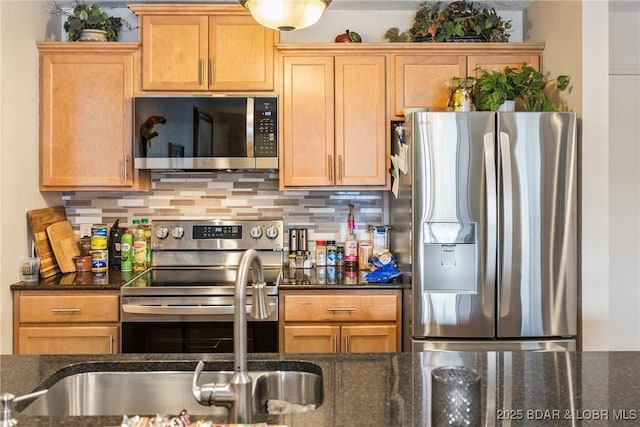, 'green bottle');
120,228,133,272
